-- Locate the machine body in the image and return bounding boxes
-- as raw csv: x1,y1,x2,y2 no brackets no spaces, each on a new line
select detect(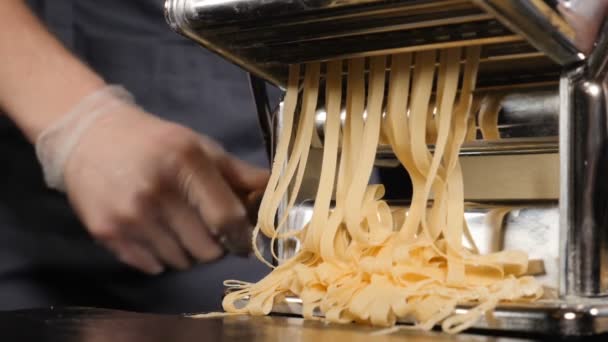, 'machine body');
165,0,608,335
